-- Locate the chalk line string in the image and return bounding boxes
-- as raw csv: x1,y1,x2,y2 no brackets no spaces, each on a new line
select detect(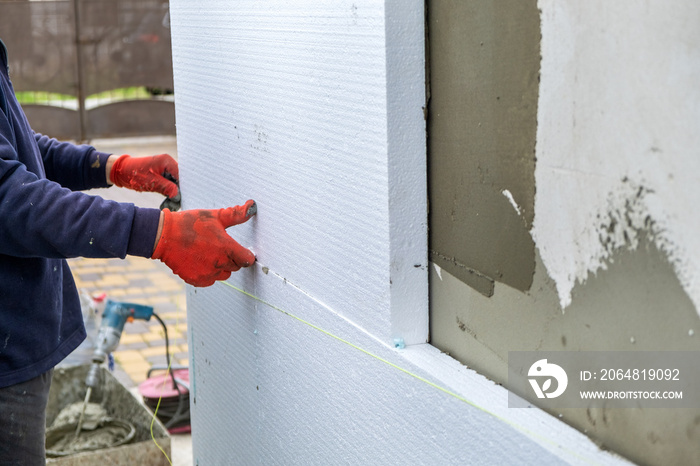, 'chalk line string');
149,313,177,465
150,360,173,466
217,280,599,465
